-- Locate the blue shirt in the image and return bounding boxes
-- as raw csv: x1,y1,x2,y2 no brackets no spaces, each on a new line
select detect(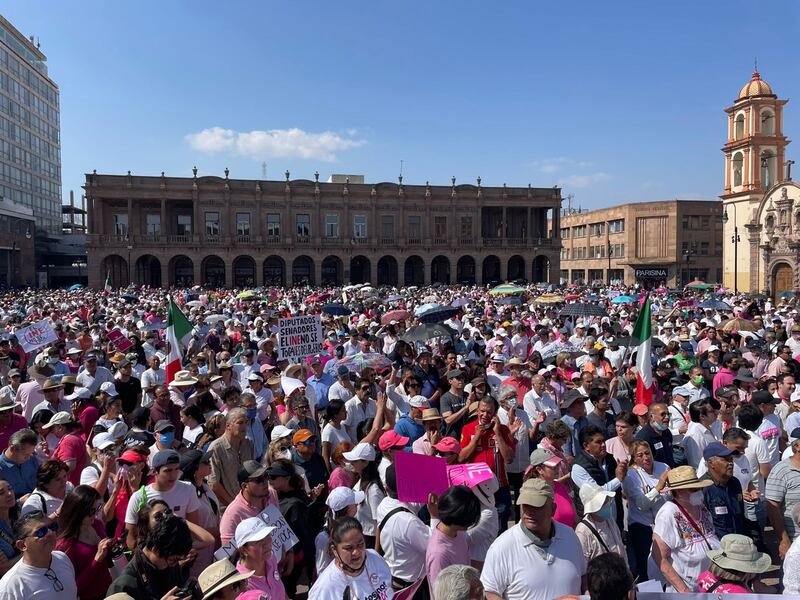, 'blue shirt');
701,473,746,537
306,373,336,409
414,366,441,403
0,453,38,498
0,518,15,559
246,418,269,461
394,415,425,447
560,415,587,457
